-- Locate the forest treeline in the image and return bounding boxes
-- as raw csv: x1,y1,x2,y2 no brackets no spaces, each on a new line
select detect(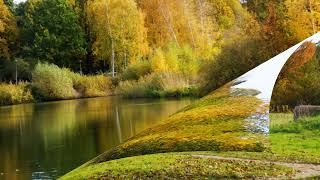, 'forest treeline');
0,0,319,105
